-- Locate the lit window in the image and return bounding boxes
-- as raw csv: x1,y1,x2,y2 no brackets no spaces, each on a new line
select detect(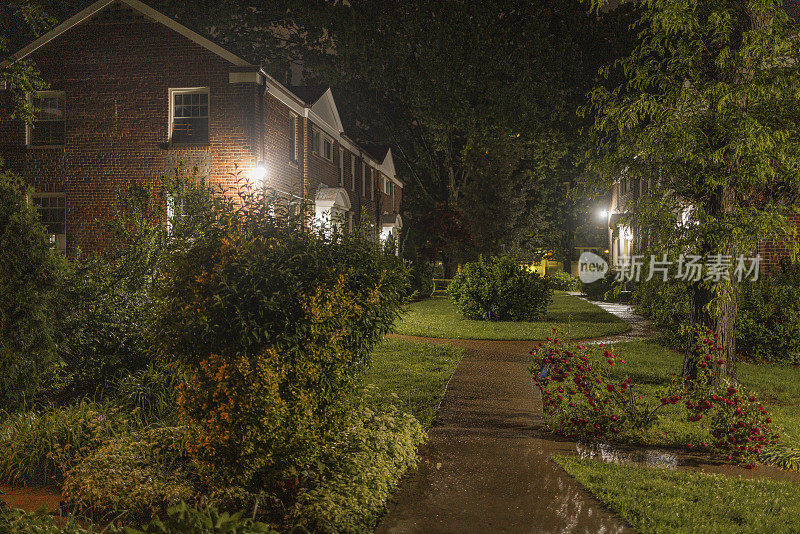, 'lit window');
170,89,209,145
383,177,391,195
29,91,65,147
32,193,66,253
